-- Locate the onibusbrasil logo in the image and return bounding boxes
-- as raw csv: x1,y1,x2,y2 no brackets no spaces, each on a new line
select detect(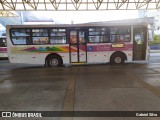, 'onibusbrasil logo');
1,112,42,118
